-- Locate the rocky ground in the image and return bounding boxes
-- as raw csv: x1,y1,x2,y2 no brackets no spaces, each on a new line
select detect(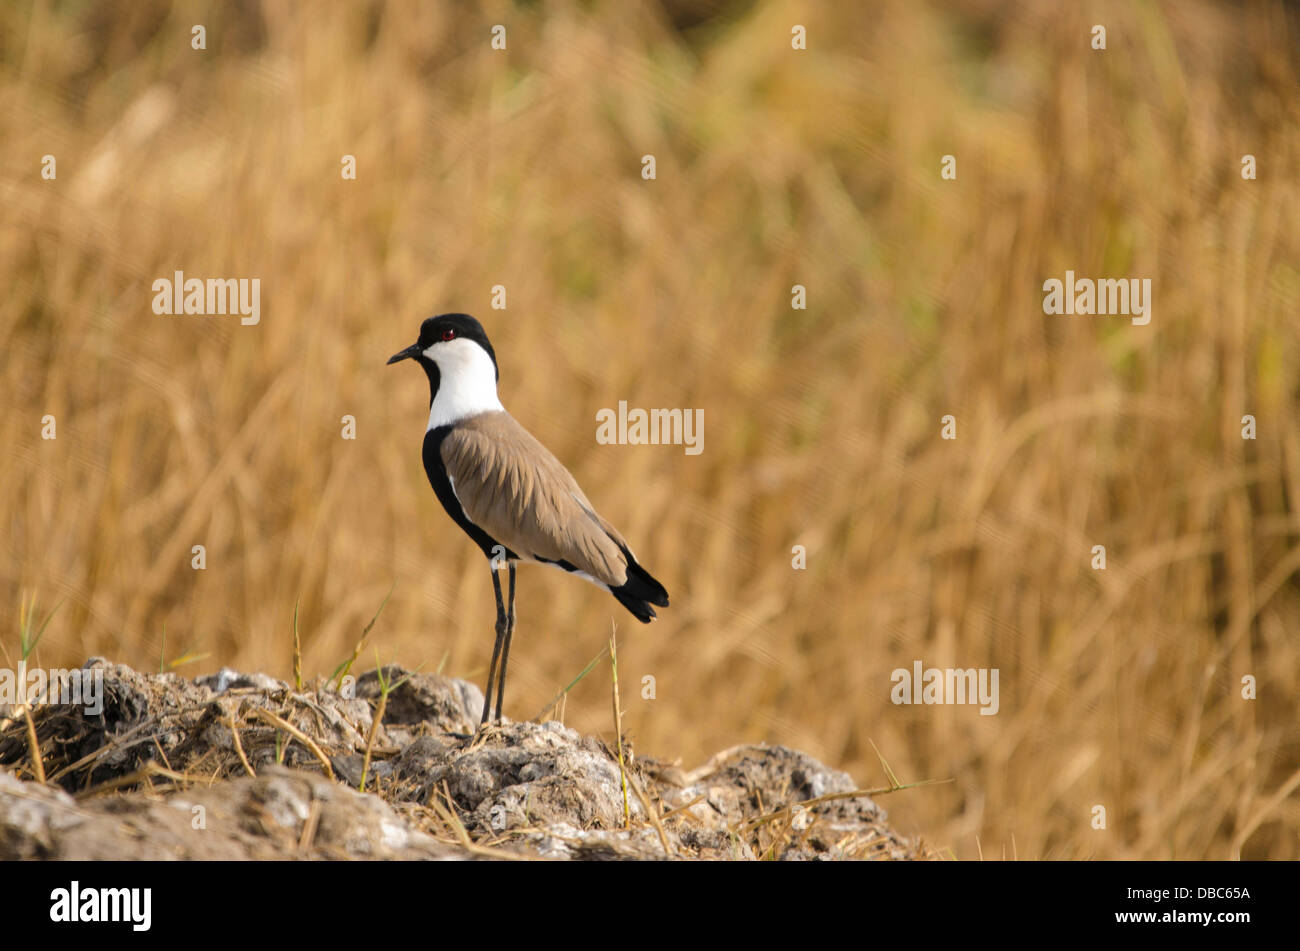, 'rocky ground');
0,659,928,860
